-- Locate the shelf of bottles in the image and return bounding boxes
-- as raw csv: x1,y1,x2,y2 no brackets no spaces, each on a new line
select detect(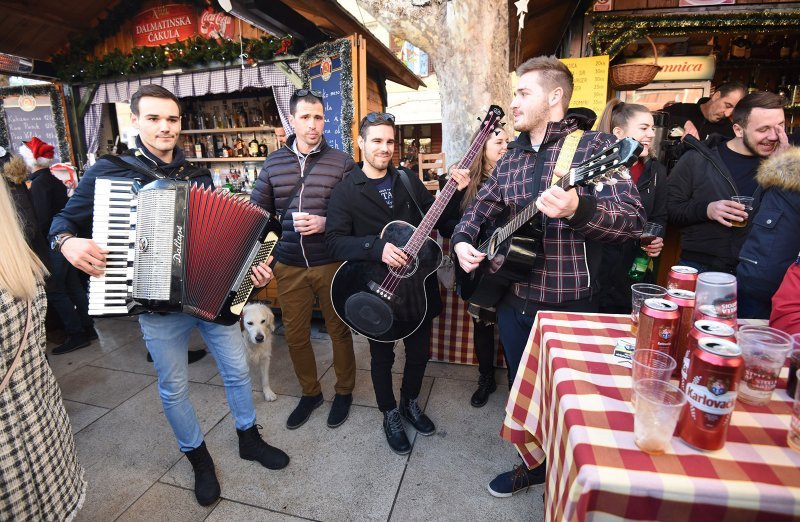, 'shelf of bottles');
180,93,283,162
